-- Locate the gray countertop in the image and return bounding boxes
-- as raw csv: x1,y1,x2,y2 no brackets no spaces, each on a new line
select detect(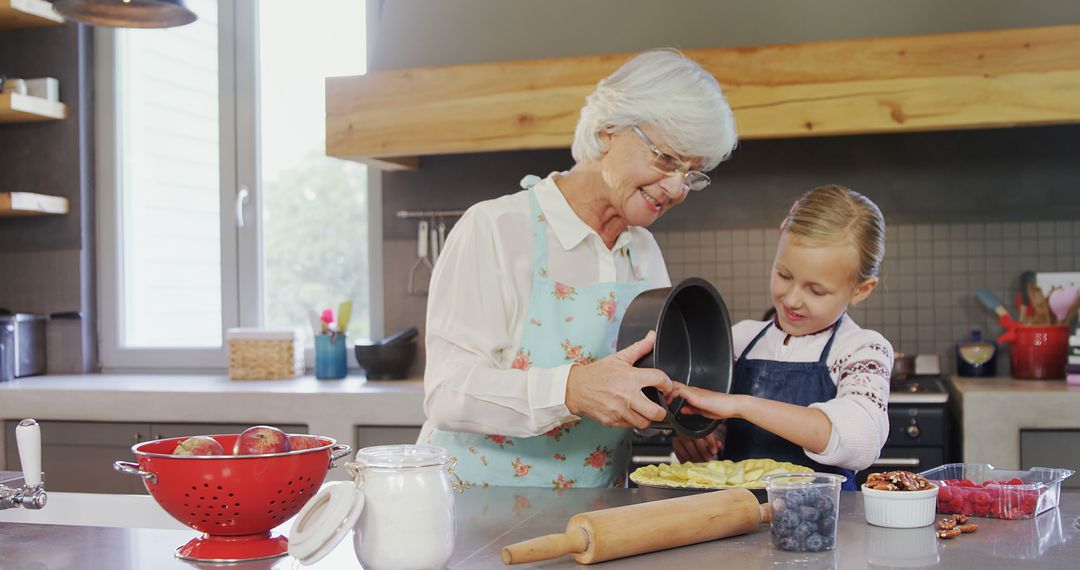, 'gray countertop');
948,375,1080,468
2,486,1079,569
